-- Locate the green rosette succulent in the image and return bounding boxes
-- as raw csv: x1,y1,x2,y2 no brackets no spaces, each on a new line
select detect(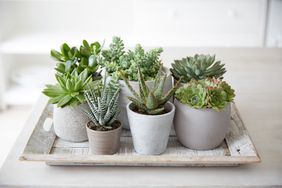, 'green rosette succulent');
175,78,235,111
